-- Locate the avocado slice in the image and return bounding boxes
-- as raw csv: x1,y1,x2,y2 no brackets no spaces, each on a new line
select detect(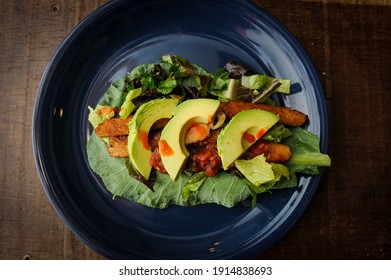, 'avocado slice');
127,98,179,180
217,109,279,170
159,98,220,181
